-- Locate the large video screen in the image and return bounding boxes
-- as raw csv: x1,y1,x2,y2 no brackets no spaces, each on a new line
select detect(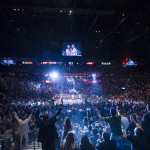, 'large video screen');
122,58,137,67
62,42,82,56
125,59,137,66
